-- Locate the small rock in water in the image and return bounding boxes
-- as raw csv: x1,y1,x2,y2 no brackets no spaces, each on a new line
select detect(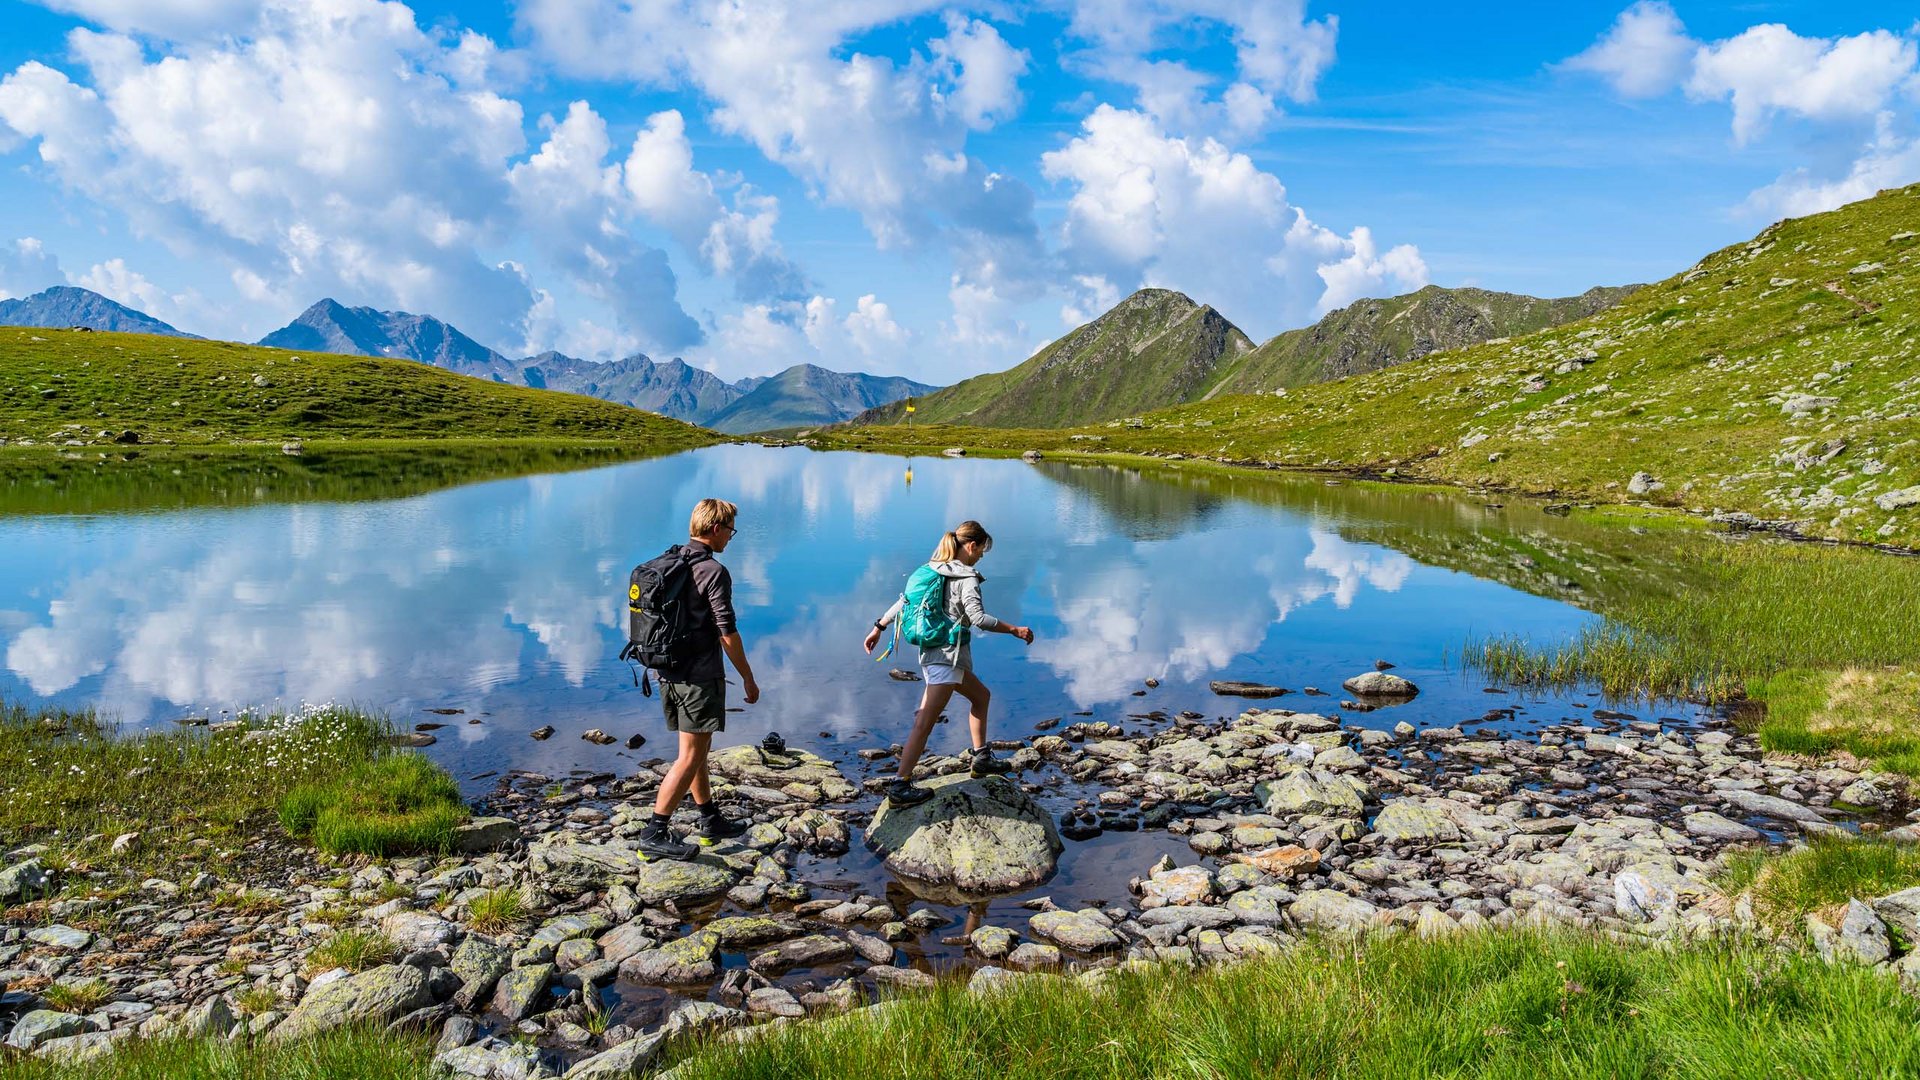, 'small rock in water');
424,708,464,715
530,726,555,741
1209,680,1288,699
582,729,616,745
387,732,436,747
626,733,647,750
1342,671,1419,699
1373,659,1394,671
